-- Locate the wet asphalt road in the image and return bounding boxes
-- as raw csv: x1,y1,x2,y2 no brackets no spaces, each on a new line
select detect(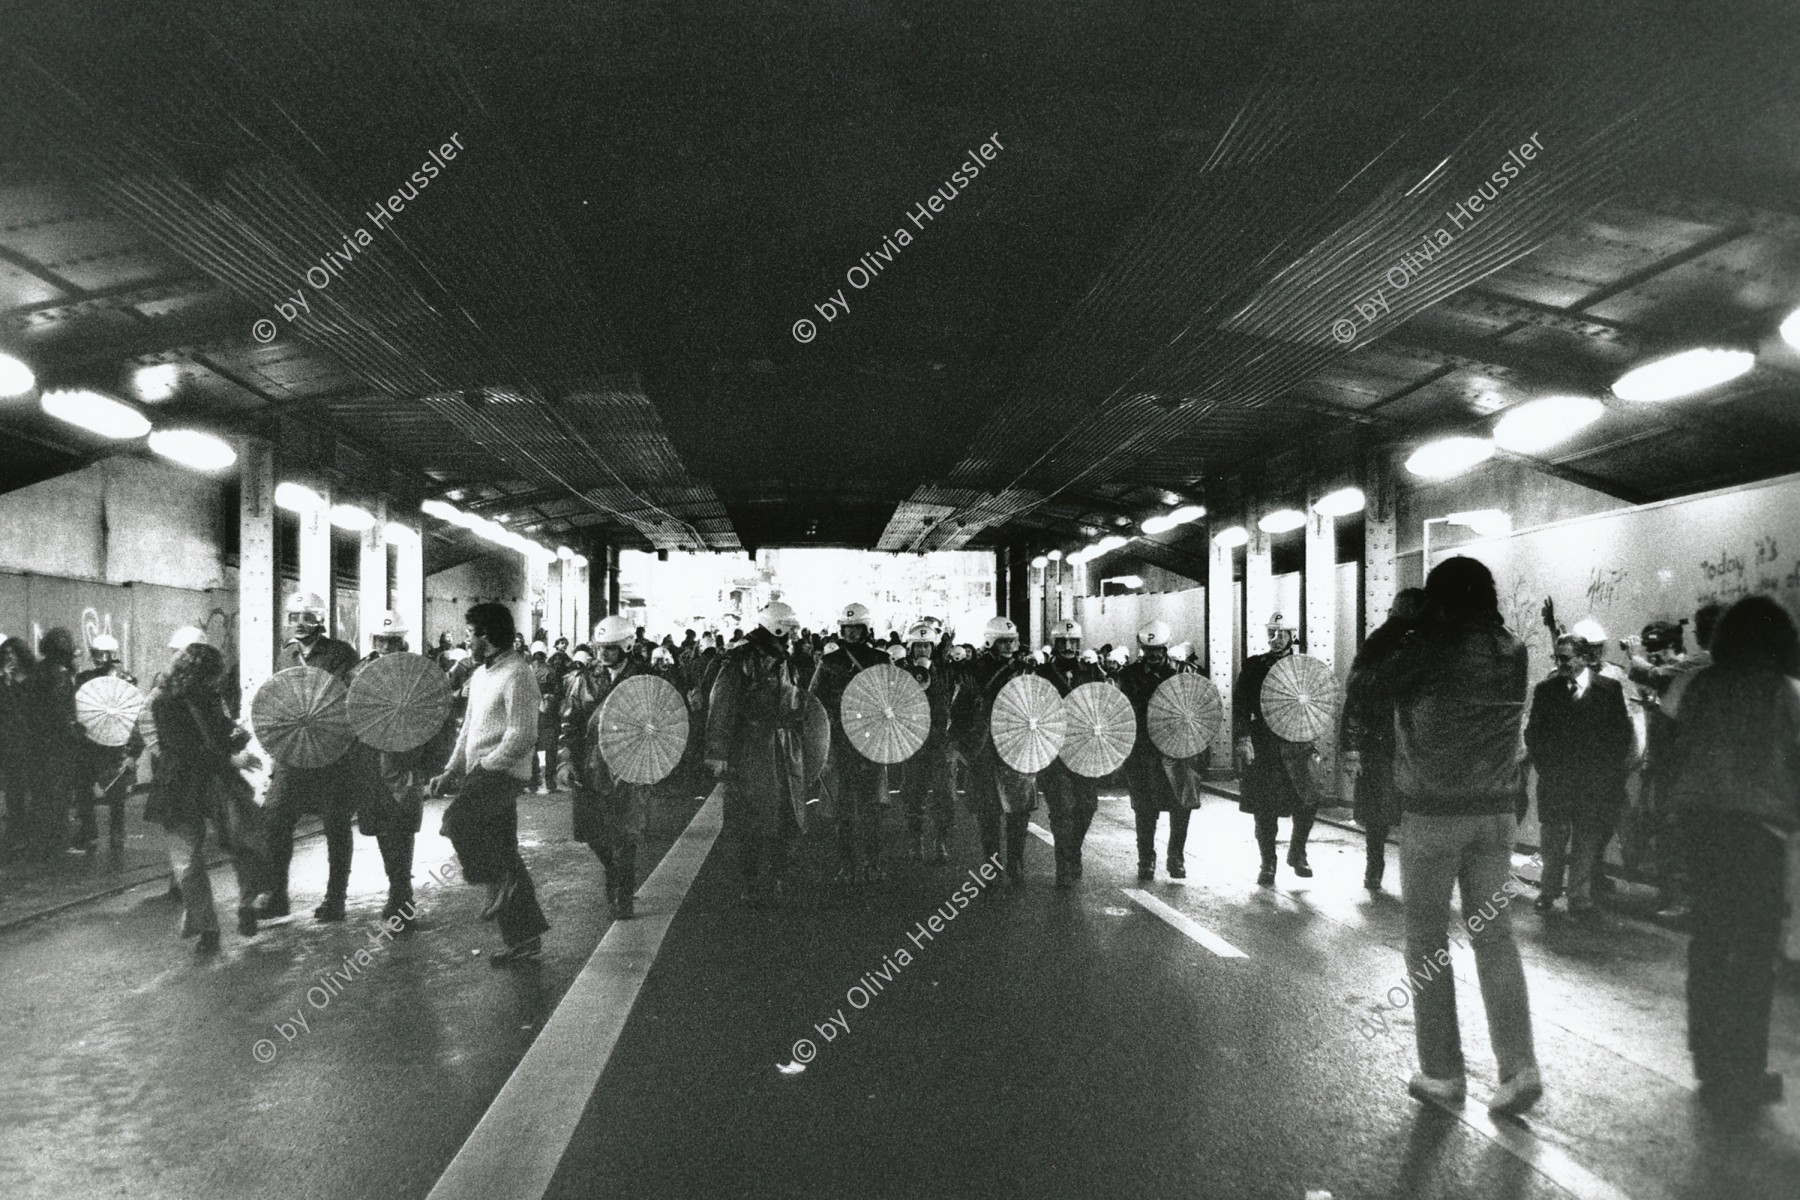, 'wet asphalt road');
2,788,1796,1200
